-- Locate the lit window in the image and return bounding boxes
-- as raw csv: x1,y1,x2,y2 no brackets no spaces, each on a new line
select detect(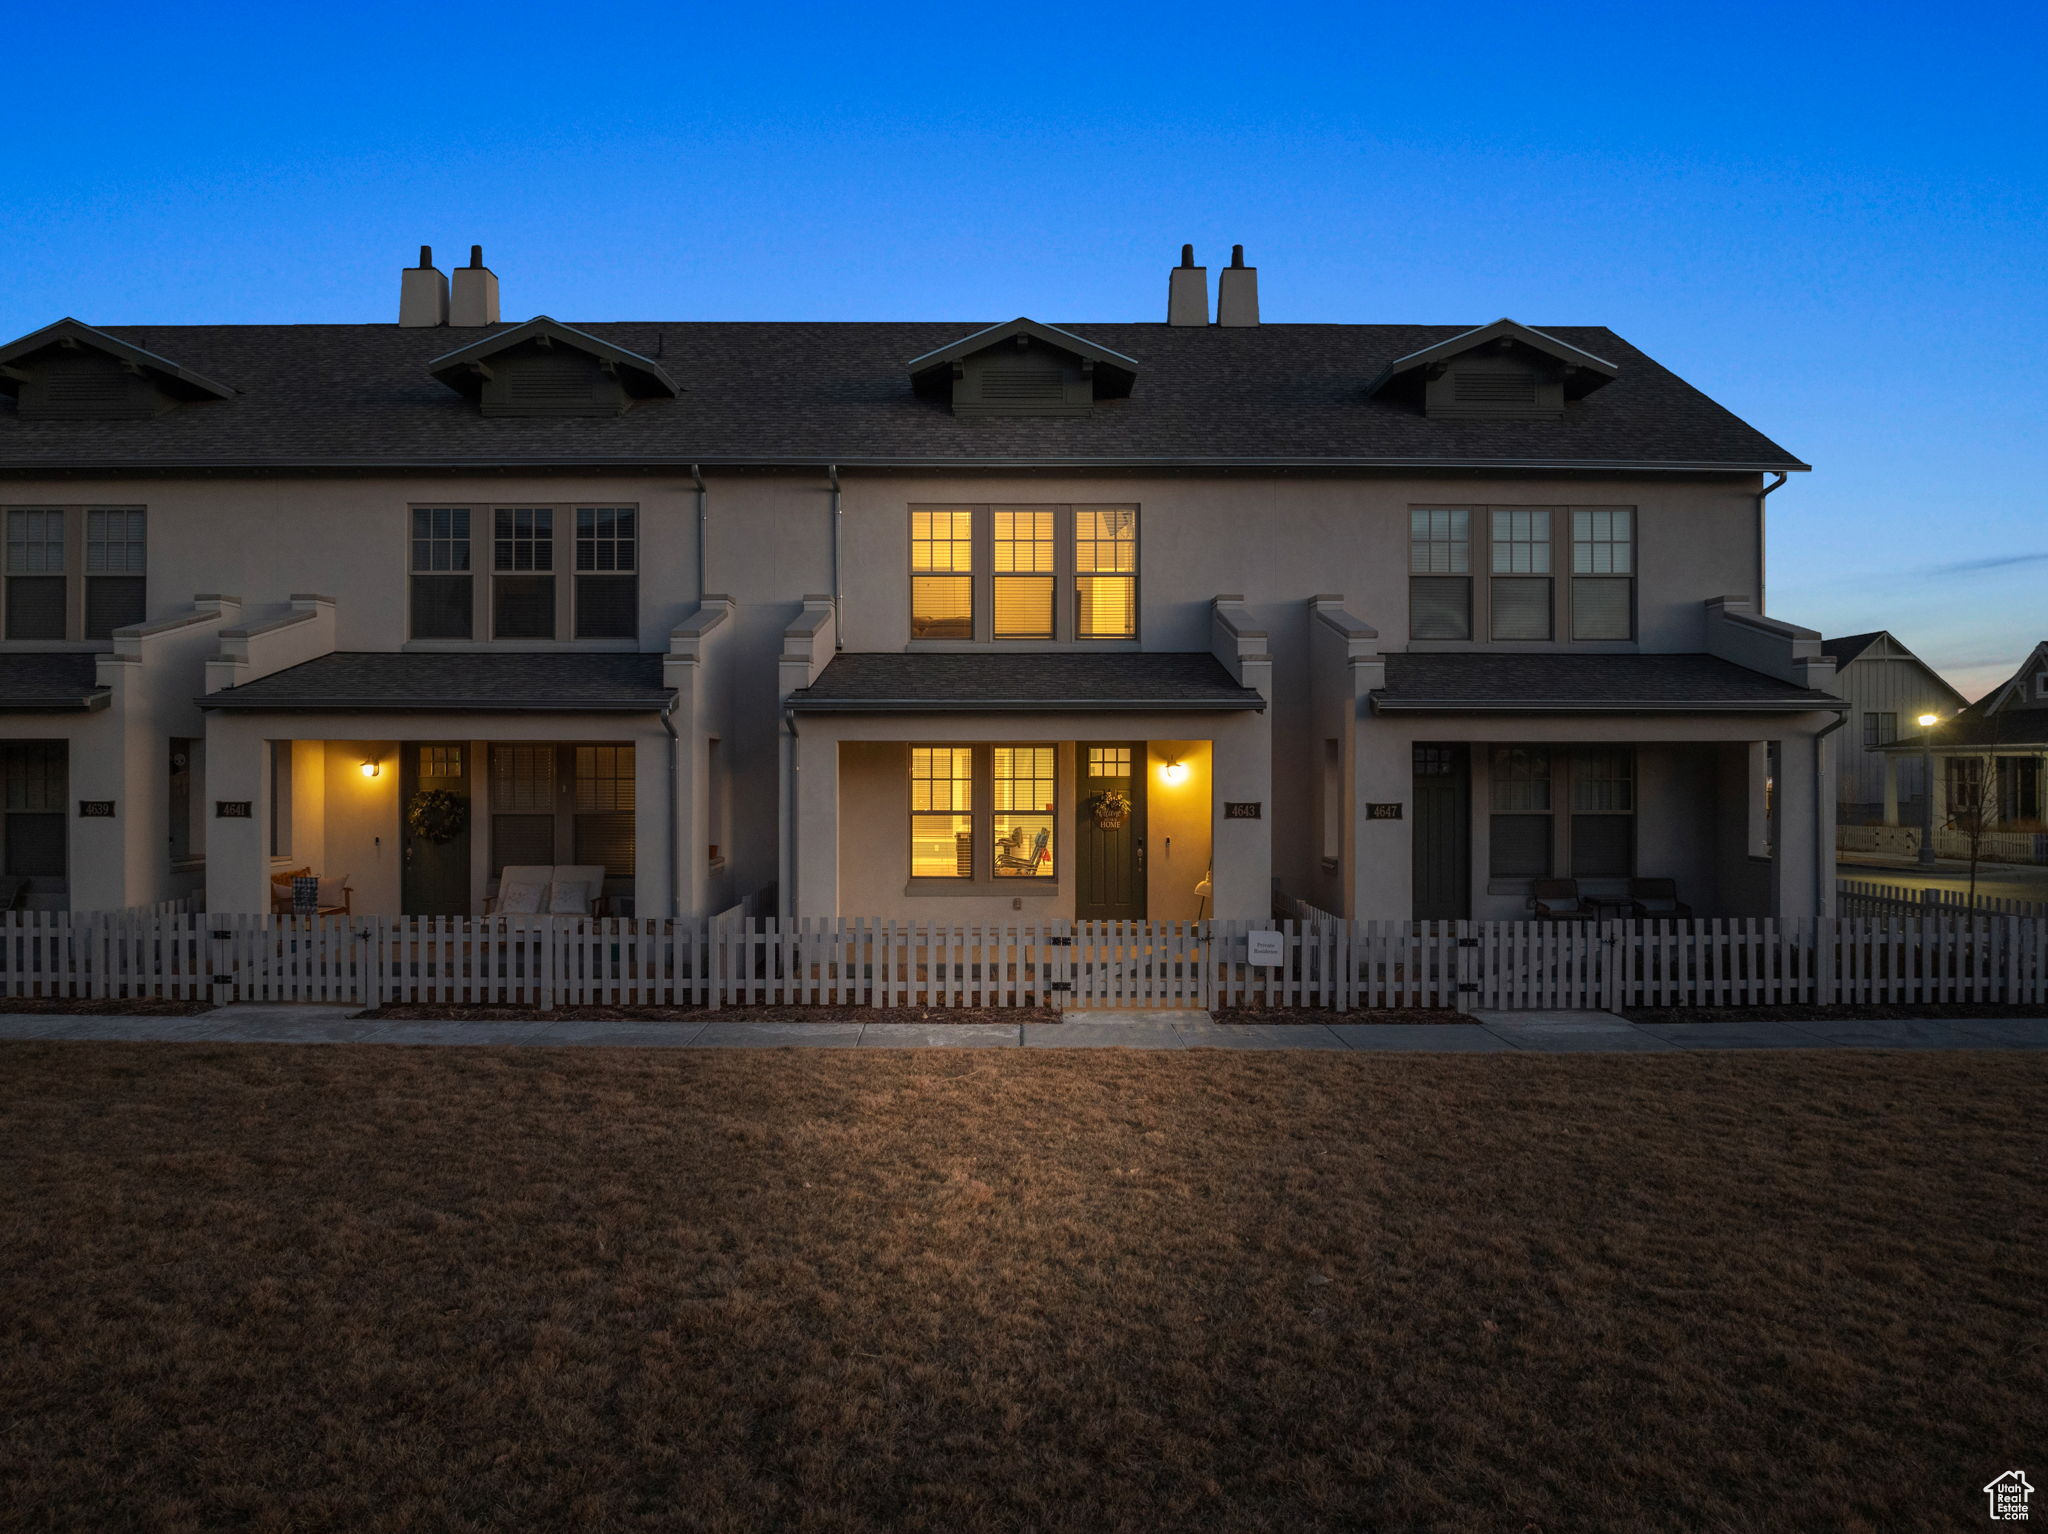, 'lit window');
993,746,1056,877
910,746,974,877
1075,508,1137,638
993,510,1055,639
911,510,974,639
